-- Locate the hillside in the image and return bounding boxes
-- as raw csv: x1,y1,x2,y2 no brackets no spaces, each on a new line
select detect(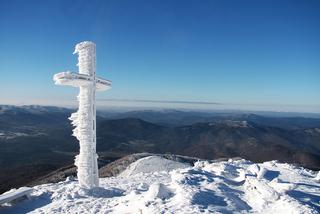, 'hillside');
96,118,320,169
